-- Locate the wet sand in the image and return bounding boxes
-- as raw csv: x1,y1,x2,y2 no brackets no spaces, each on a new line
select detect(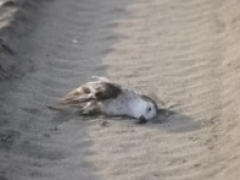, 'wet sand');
1,0,240,179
